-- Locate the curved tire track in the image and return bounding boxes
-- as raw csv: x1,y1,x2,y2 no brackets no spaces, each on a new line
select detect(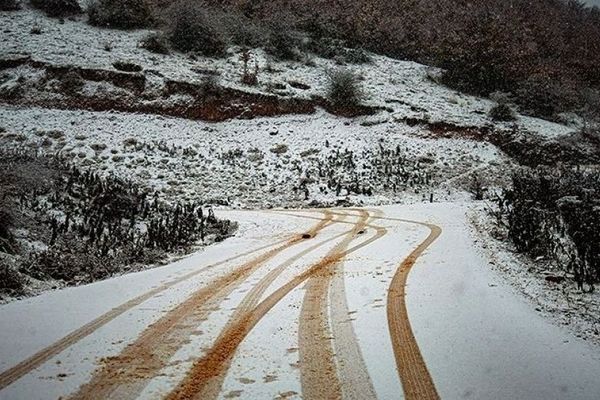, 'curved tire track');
276,210,443,400
176,213,353,400
0,231,299,391
166,212,387,400
298,210,370,400
327,210,386,400
386,218,442,400
69,212,334,400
